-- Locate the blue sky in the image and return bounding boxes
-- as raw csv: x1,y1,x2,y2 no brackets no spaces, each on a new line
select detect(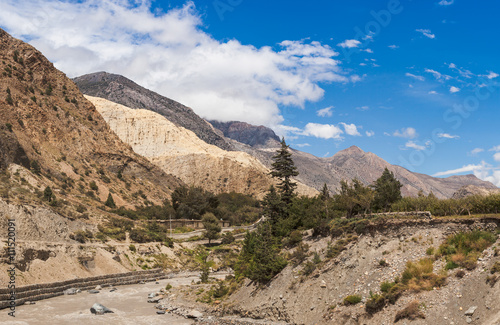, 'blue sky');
0,0,499,186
